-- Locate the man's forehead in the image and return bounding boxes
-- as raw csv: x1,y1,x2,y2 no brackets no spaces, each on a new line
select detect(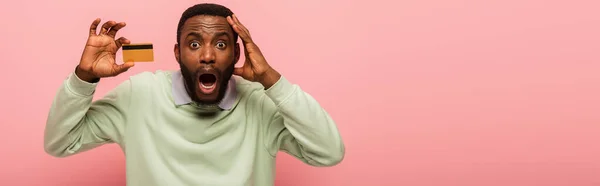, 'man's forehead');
183,15,231,32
